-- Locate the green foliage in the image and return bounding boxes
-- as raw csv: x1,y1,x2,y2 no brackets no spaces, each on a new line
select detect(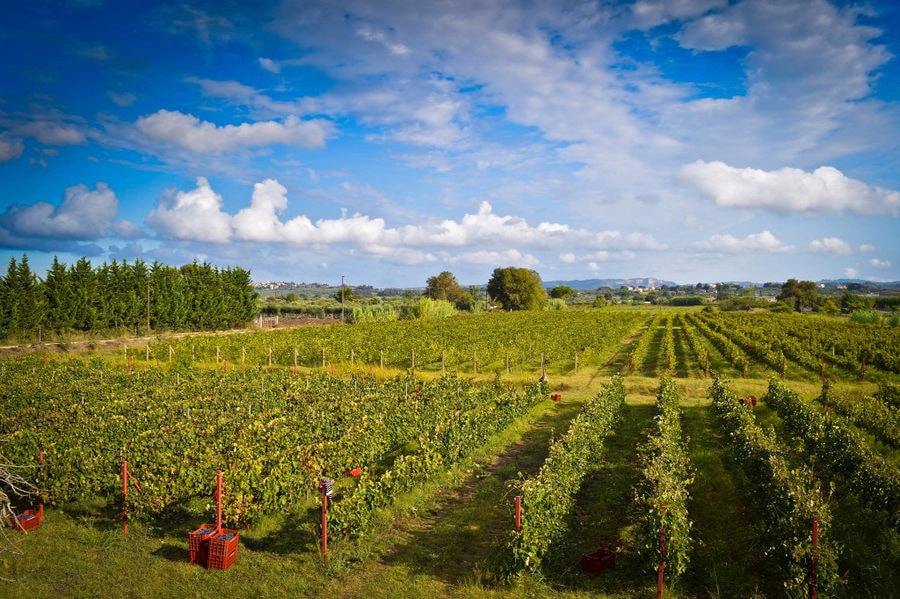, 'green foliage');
634,376,694,580
546,298,566,311
424,271,468,305
404,298,457,319
591,295,607,308
486,267,547,311
777,278,820,312
767,379,900,523
850,309,883,324
509,375,625,572
710,376,841,593
350,305,399,323
548,285,575,300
